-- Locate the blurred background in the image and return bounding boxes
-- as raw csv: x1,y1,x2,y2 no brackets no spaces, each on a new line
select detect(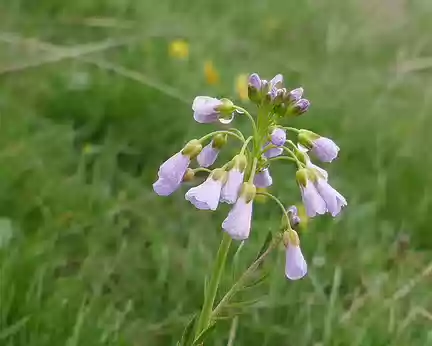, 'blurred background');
1,0,432,345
